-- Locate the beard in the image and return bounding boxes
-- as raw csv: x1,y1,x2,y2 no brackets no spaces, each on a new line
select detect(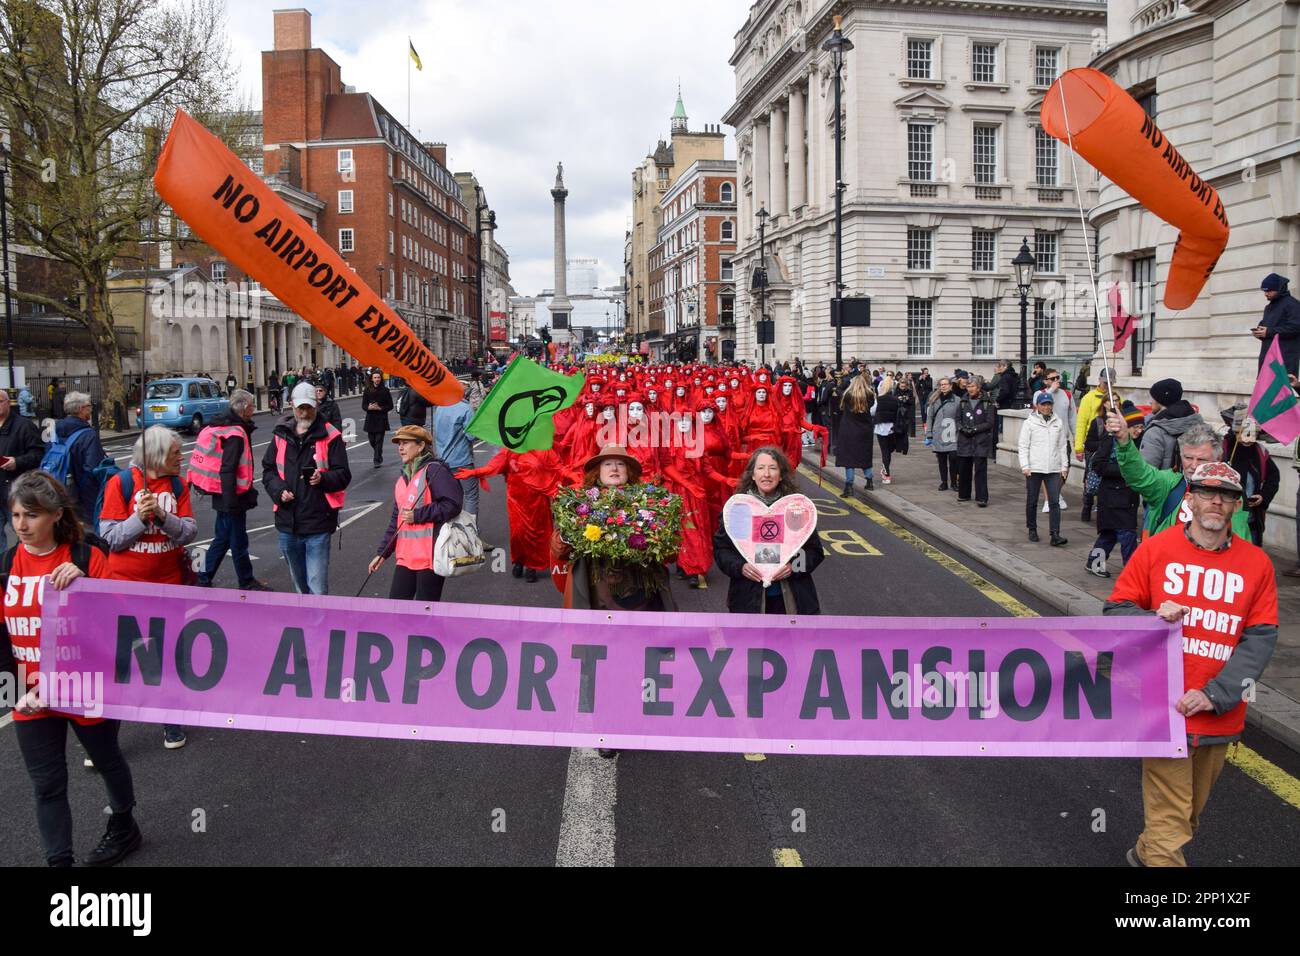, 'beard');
1197,514,1227,532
